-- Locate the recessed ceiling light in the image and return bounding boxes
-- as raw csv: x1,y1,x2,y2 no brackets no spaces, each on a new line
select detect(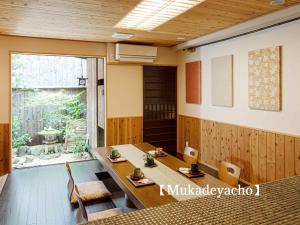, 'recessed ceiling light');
112,33,133,39
115,0,205,31
270,0,285,5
